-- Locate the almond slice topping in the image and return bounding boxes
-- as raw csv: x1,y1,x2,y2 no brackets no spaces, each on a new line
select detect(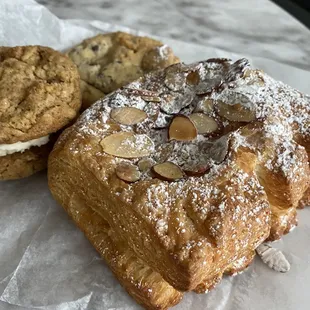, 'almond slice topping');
160,92,194,115
209,135,230,163
184,165,210,177
116,162,141,183
186,70,200,85
195,98,215,114
153,162,184,181
164,72,186,91
244,69,265,86
168,115,197,141
141,96,161,102
138,158,155,172
217,101,256,122
101,132,154,158
111,107,147,125
189,113,218,134
201,99,214,113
